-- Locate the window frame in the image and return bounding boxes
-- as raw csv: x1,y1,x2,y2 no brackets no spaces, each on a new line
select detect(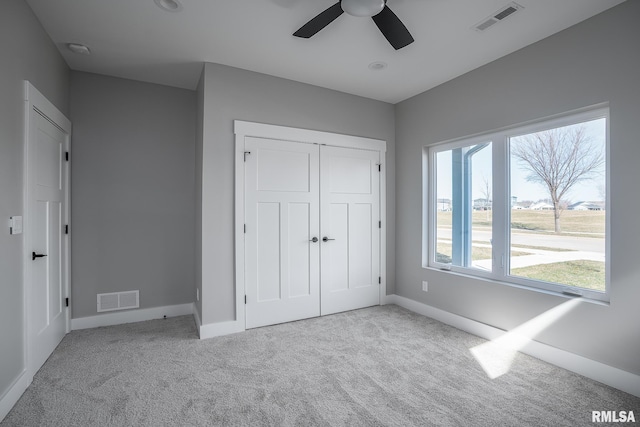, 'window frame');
424,104,610,303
